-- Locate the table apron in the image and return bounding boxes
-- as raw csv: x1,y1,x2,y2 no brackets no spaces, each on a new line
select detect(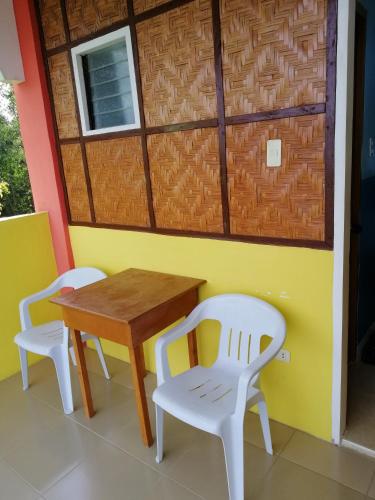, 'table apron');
129,288,198,346
61,288,198,348
62,308,131,345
